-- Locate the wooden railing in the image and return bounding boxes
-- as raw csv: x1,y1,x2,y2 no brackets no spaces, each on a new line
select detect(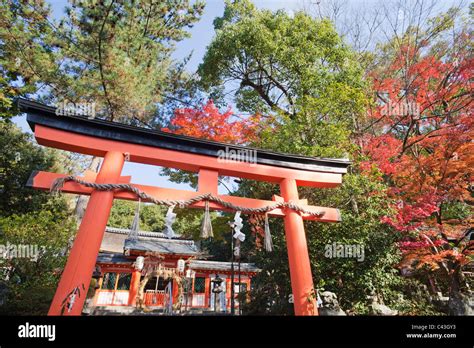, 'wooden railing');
144,290,166,307
95,290,130,306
